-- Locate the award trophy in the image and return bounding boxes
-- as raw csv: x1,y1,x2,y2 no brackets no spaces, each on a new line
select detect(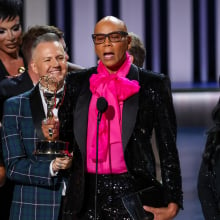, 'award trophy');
34,75,71,158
